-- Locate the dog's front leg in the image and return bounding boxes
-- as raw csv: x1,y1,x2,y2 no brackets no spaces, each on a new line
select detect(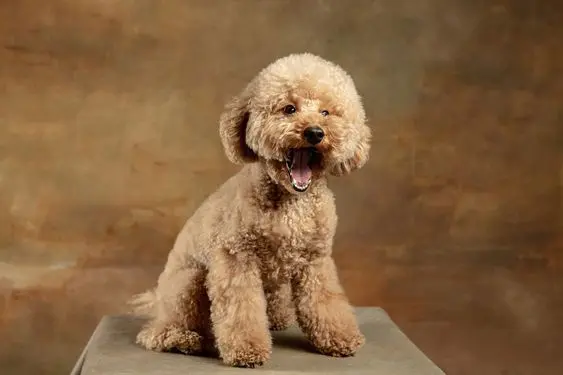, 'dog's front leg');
292,256,365,357
207,254,272,367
